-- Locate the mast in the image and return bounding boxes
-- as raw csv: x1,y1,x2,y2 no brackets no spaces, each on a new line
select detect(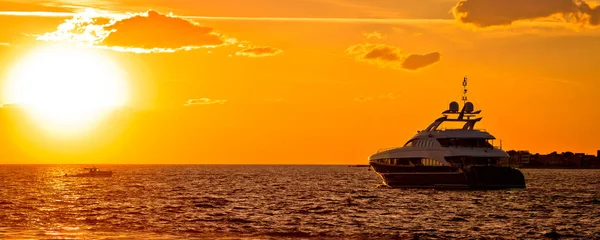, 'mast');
462,76,468,105
458,77,468,120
